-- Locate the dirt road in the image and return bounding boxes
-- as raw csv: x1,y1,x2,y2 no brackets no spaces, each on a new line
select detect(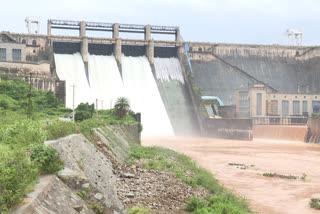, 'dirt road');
142,137,320,214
